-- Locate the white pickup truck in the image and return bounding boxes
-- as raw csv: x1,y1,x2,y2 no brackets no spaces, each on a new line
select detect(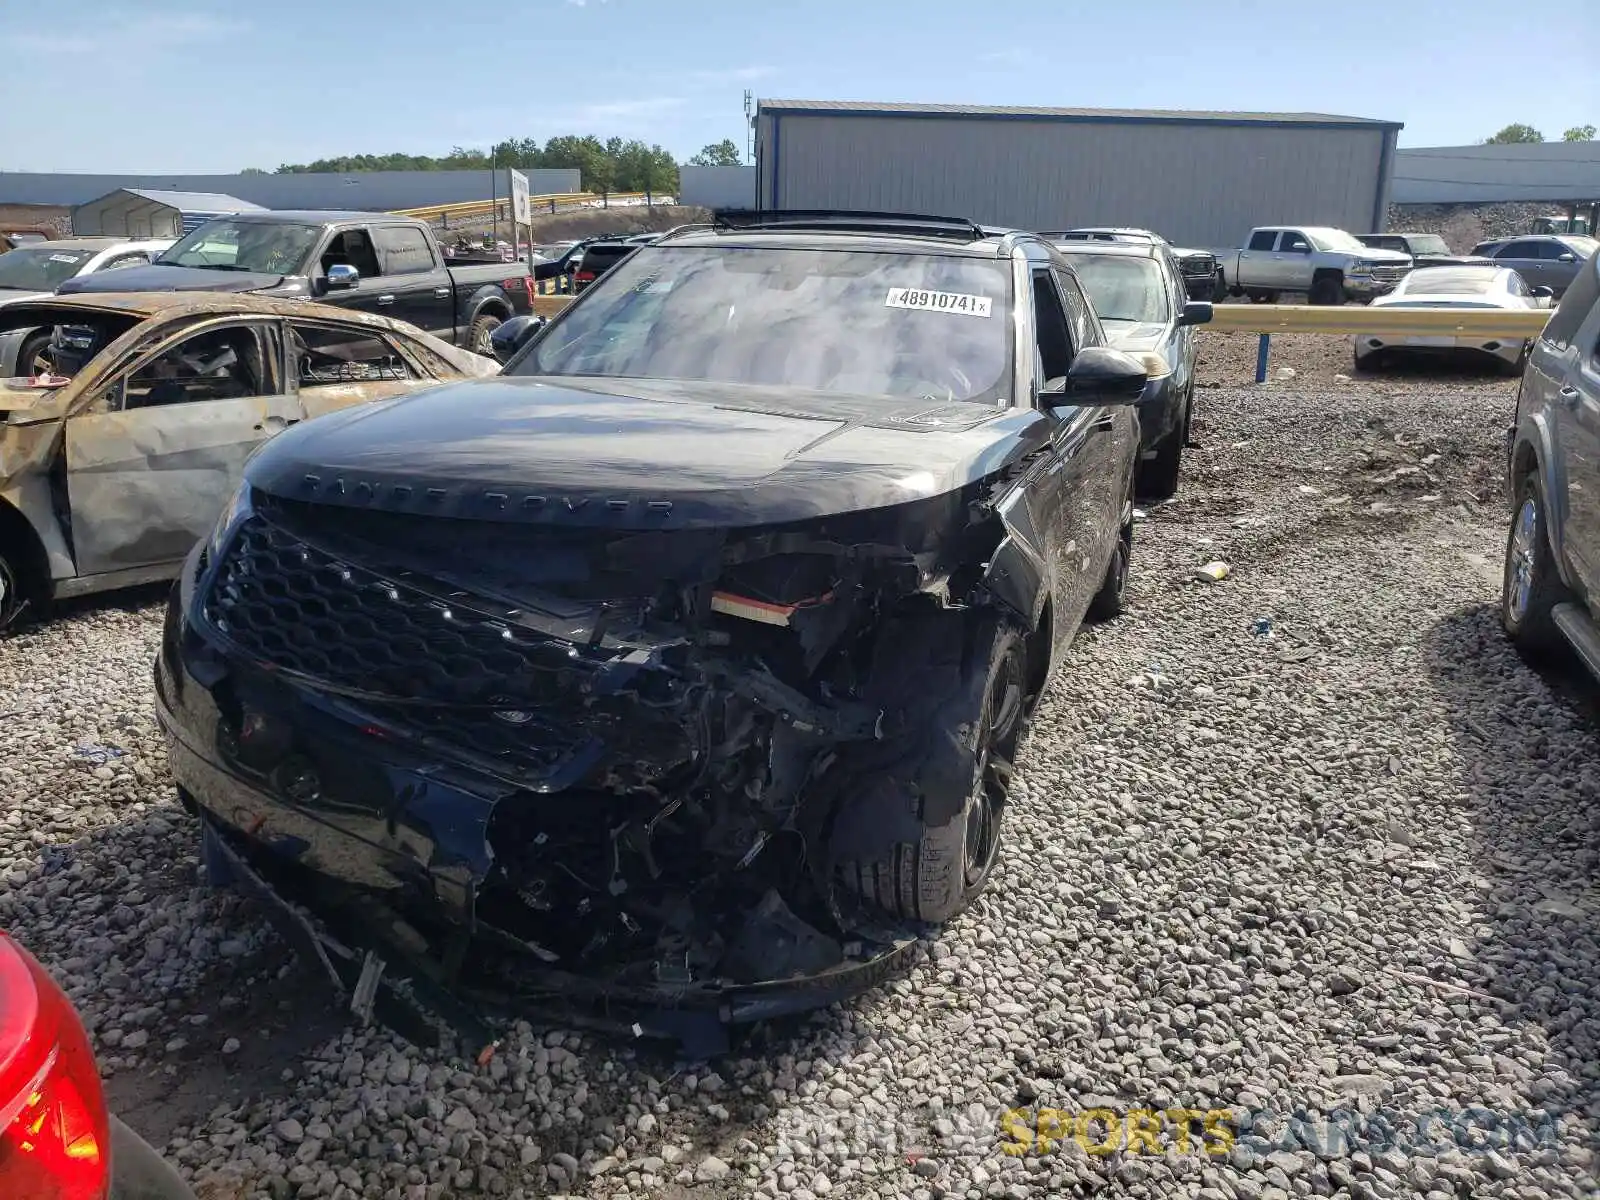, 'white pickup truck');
1216,226,1412,305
